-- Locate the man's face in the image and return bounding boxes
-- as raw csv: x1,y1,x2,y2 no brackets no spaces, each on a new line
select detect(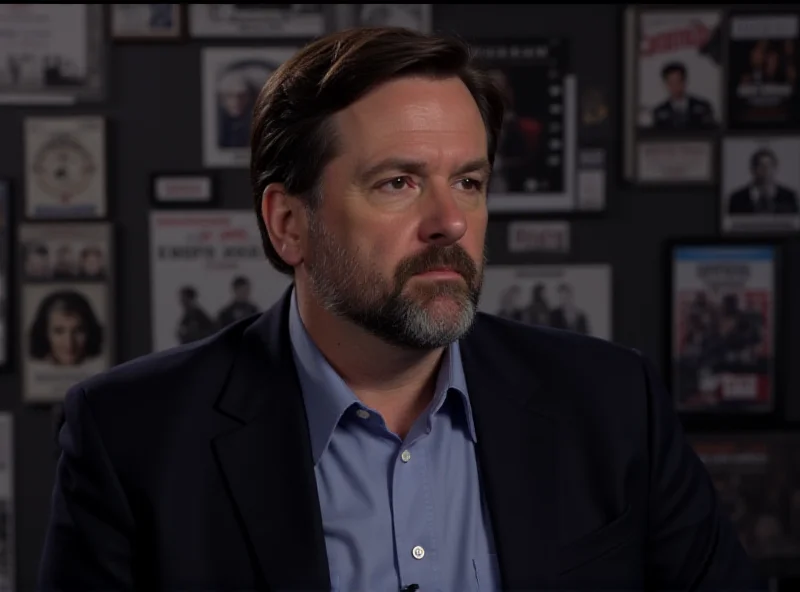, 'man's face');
753,155,777,185
234,284,250,301
664,70,686,99
299,76,490,350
